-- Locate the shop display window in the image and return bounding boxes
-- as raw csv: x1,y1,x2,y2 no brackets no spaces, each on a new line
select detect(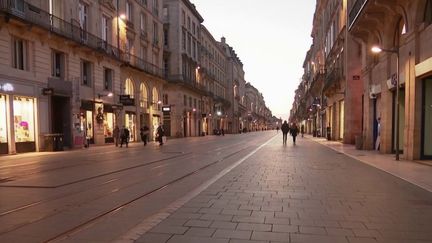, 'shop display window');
104,112,114,138
13,96,35,142
125,113,135,141
0,94,7,143
85,110,93,139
